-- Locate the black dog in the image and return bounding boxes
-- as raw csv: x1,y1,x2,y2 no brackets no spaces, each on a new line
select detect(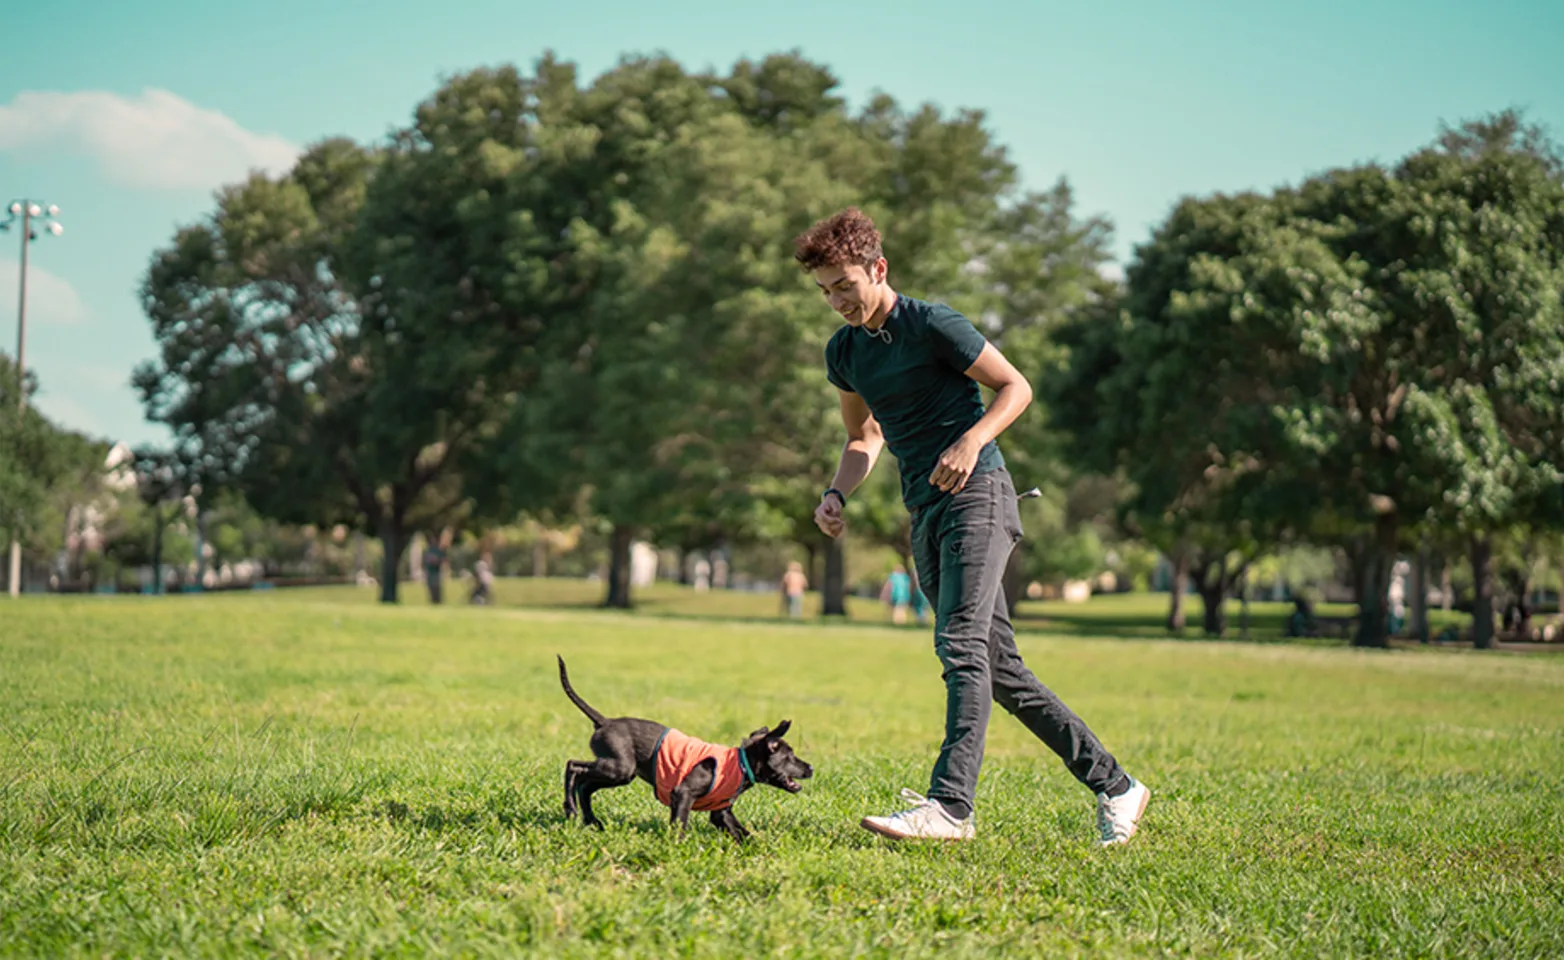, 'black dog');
557,655,813,842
